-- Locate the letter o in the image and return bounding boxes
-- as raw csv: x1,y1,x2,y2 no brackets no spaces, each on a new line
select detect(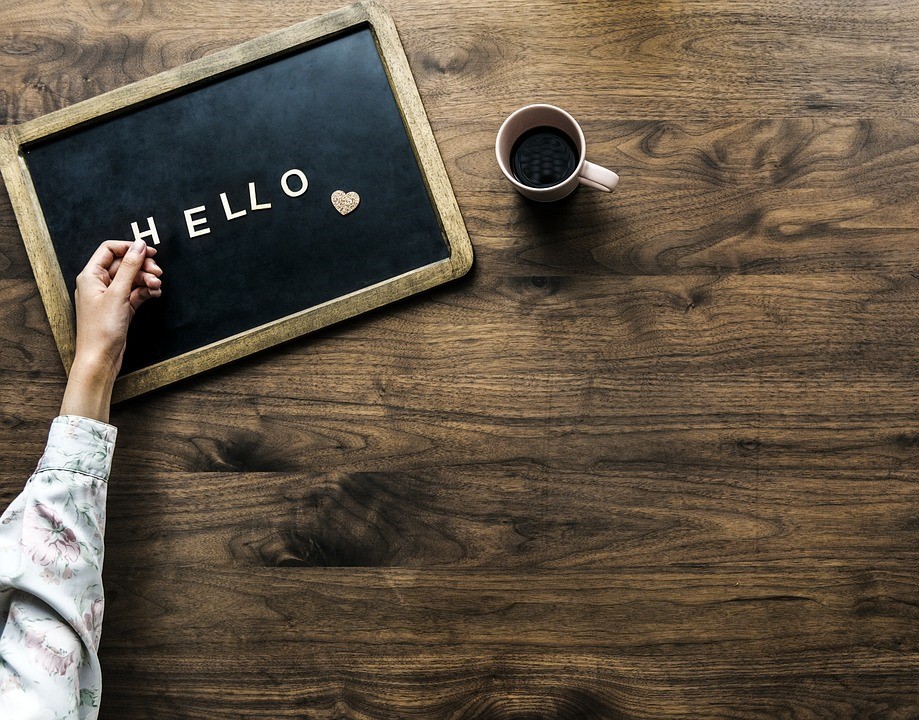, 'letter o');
281,169,309,198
